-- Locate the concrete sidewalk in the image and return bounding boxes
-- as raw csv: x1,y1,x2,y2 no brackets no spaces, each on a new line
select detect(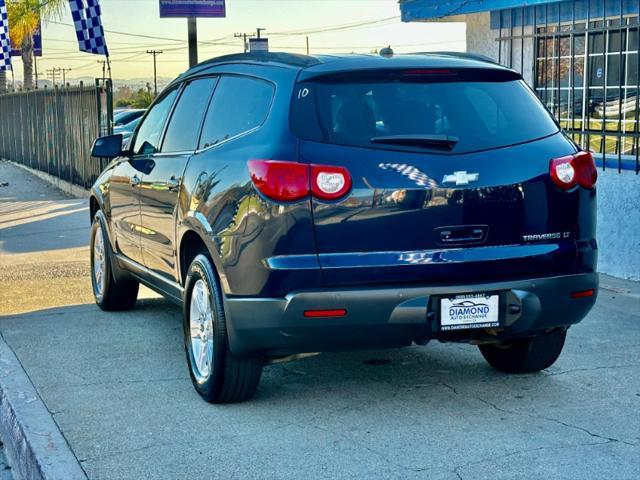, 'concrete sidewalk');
1,160,639,480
